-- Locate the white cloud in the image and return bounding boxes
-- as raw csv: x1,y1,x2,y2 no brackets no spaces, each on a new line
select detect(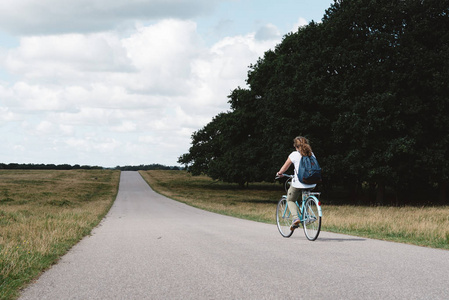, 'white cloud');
0,107,17,124
35,120,54,135
291,17,309,32
255,24,281,41
111,121,137,133
0,18,282,166
120,19,202,95
65,136,122,154
0,0,221,35
5,33,133,83
3,82,70,112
